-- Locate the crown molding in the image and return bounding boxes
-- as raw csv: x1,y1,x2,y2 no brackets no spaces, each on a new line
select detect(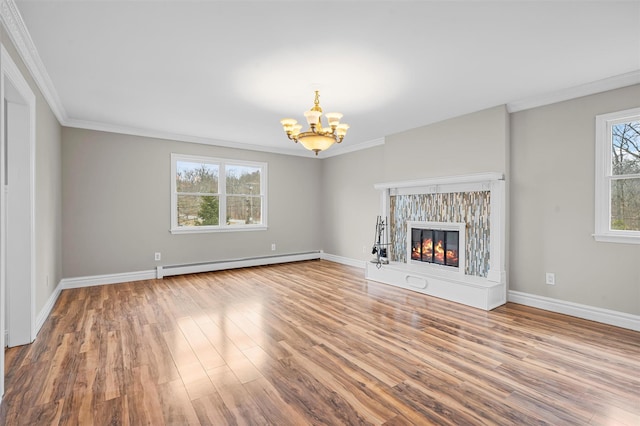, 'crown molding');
507,70,640,113
67,116,384,159
318,137,385,158
0,0,67,123
65,117,321,158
